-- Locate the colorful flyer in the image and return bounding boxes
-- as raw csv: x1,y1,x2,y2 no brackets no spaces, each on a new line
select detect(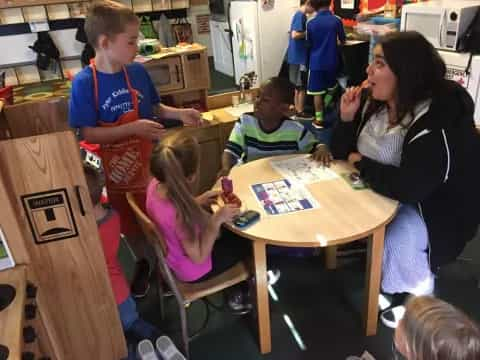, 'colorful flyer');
251,179,319,215
270,155,339,185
